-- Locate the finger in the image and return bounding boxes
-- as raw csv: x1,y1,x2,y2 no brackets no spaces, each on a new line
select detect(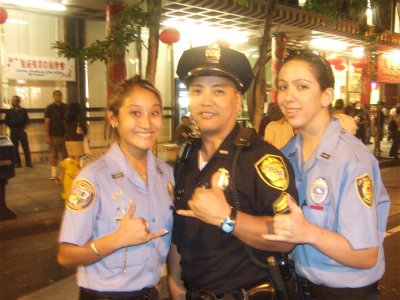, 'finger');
261,234,286,241
124,201,136,219
287,196,301,213
144,221,150,232
211,169,229,190
176,209,196,218
148,229,169,240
